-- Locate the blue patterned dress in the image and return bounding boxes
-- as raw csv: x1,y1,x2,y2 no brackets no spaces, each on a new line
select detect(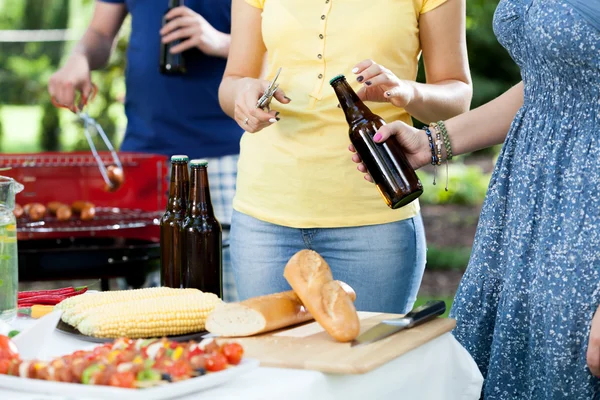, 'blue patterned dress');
450,0,600,398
